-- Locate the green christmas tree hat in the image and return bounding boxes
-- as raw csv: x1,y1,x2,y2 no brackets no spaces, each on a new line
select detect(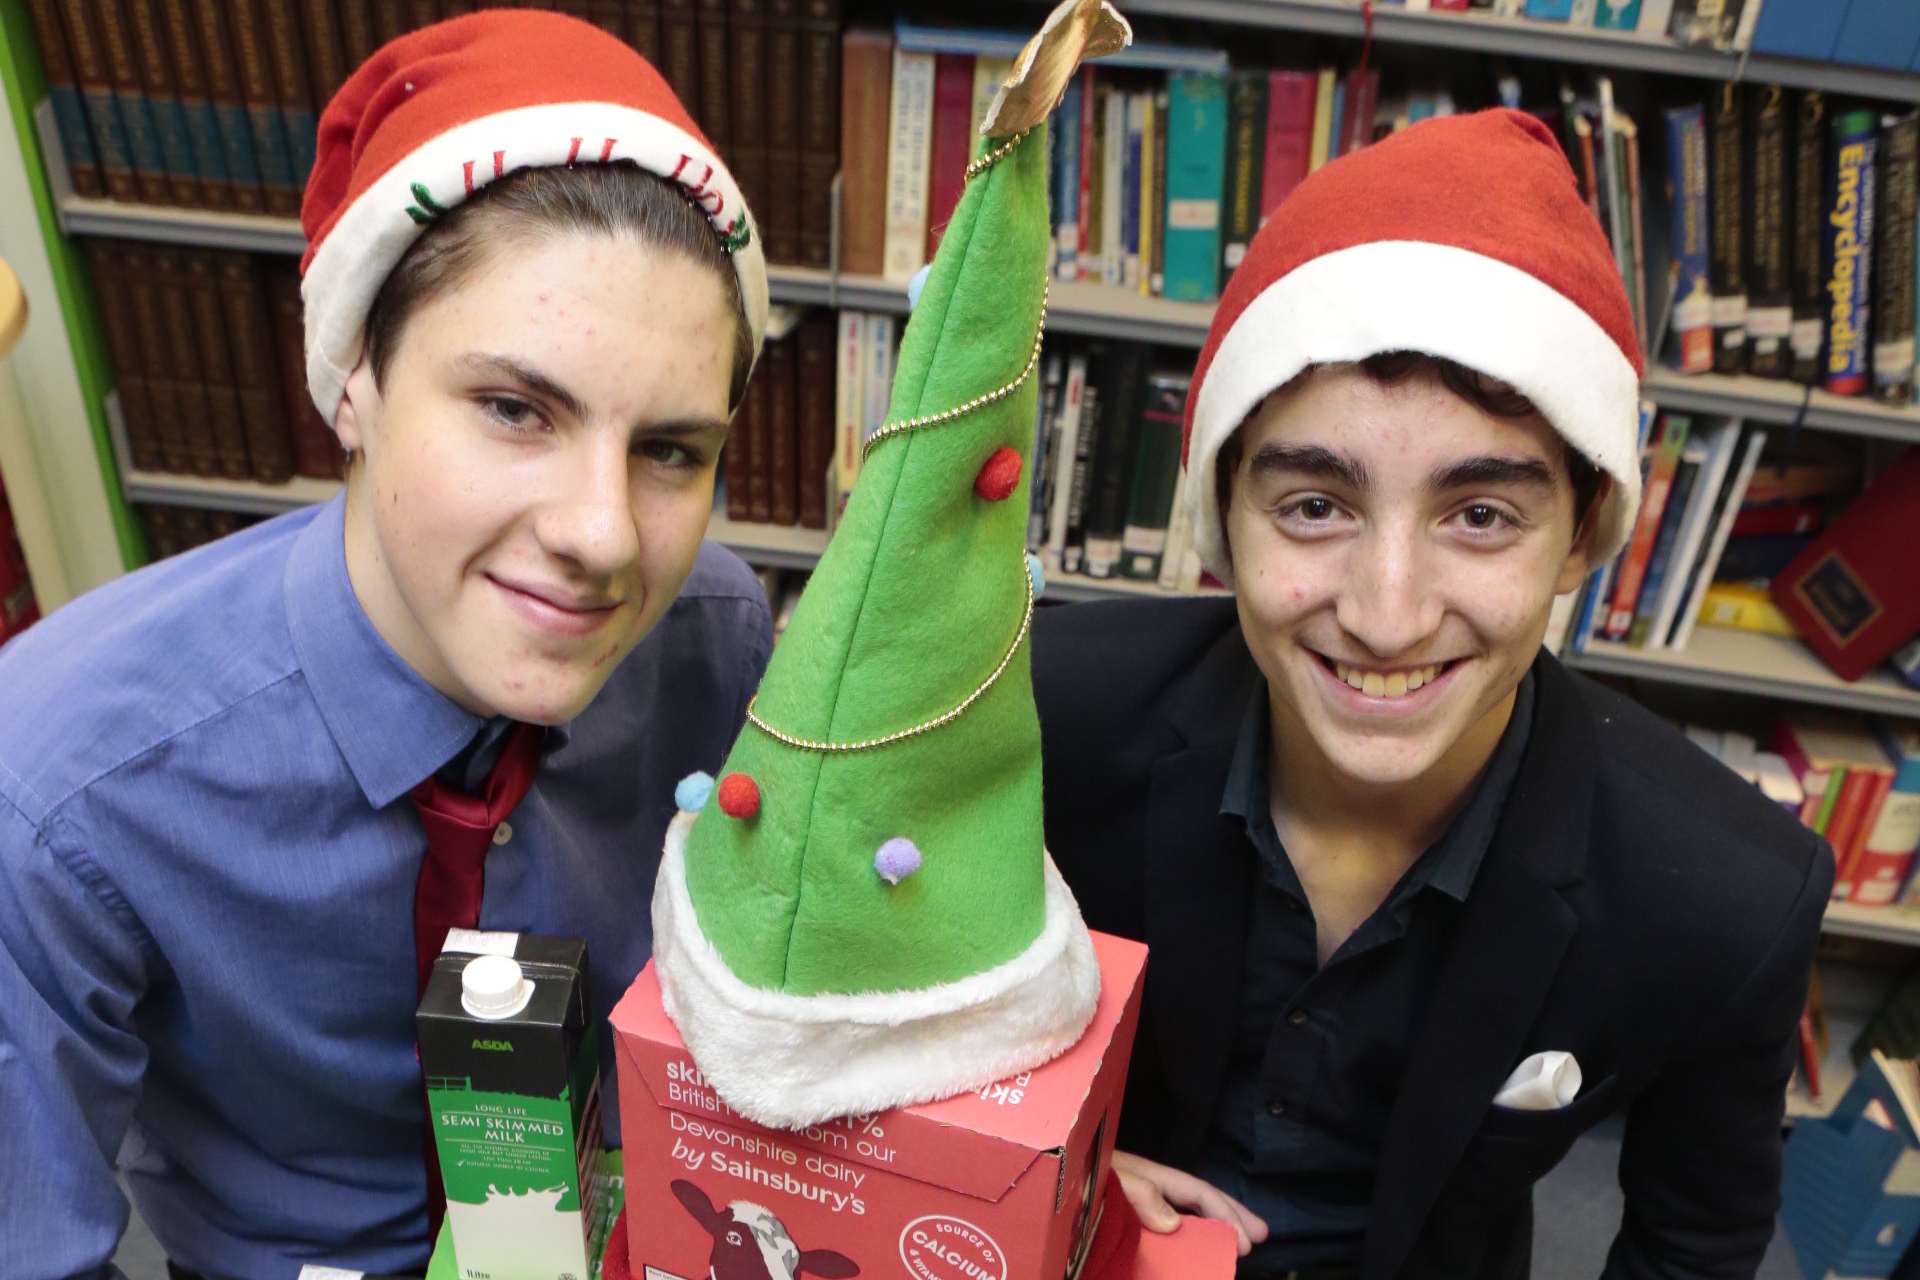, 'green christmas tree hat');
652,0,1133,1130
